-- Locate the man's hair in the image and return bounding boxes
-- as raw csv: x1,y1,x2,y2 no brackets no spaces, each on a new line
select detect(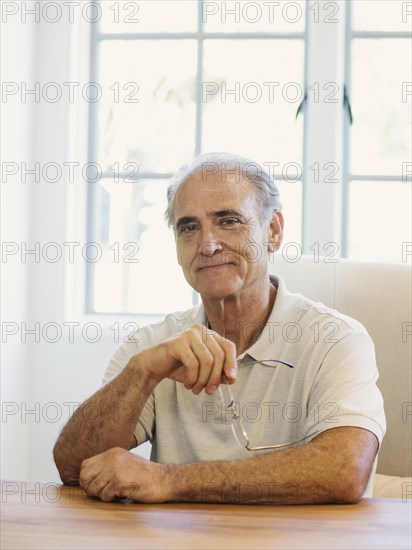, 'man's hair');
165,152,282,228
